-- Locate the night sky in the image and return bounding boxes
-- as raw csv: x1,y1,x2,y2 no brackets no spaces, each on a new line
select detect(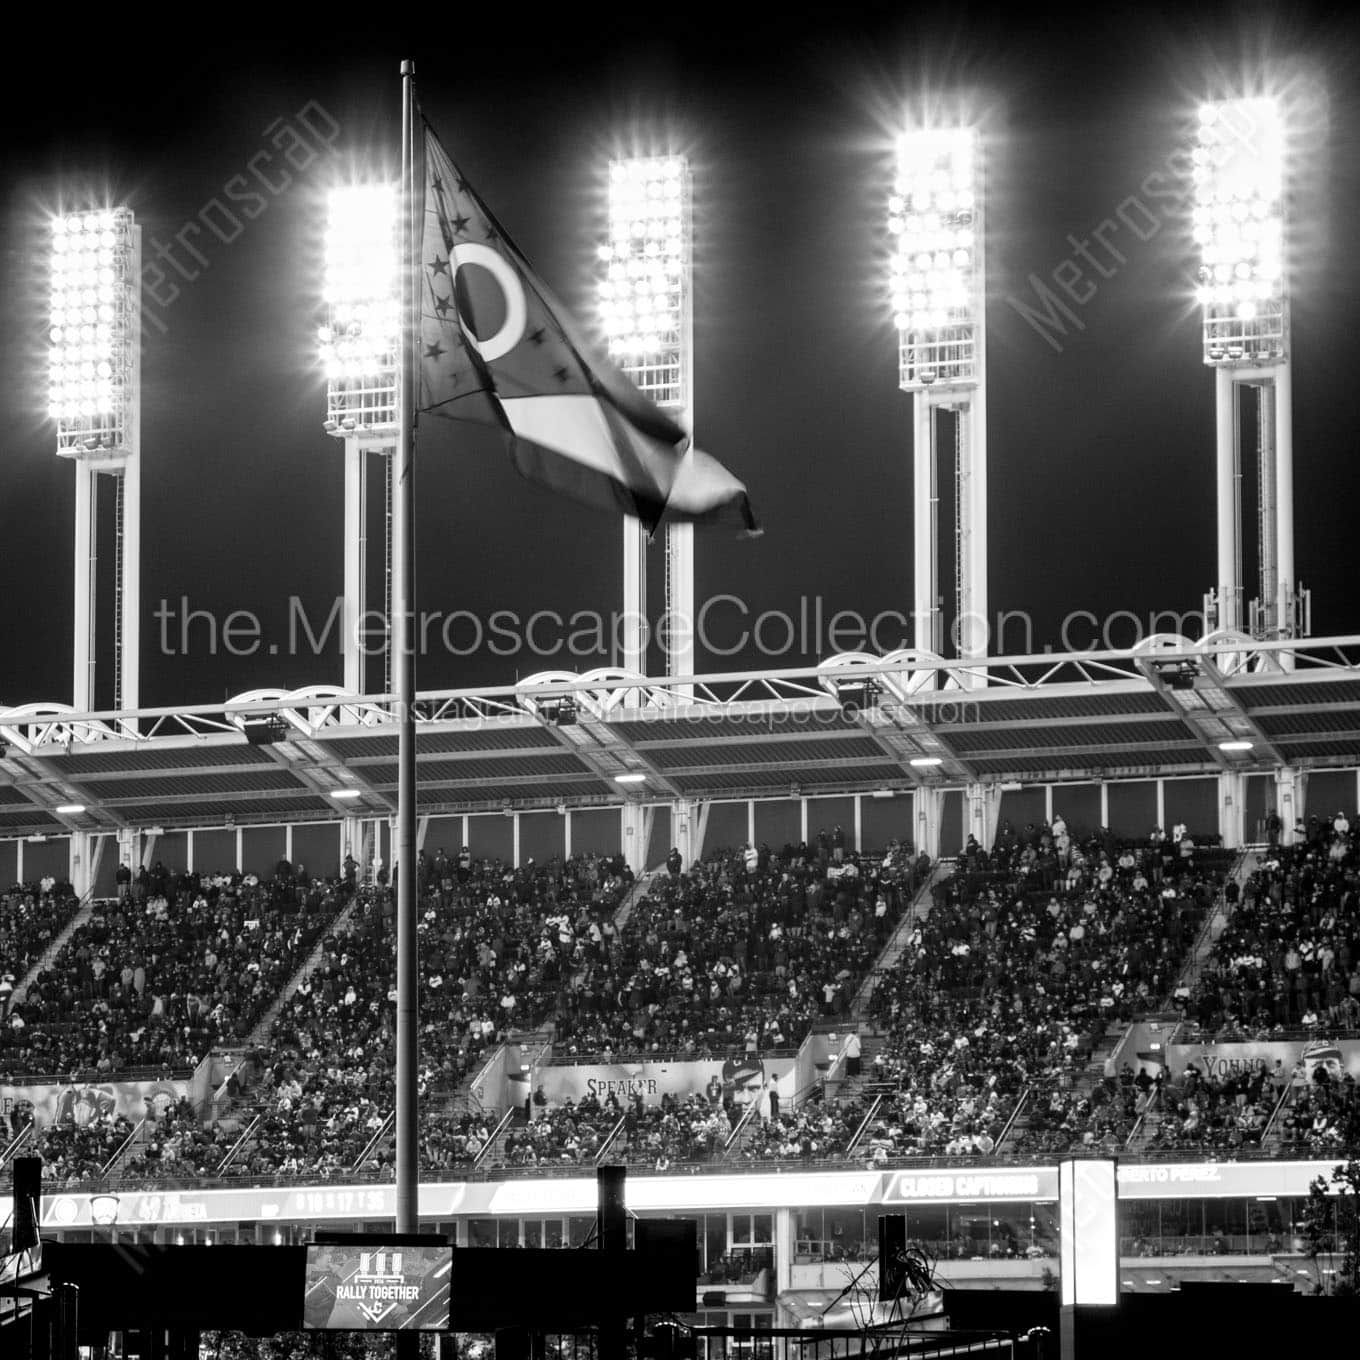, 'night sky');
2,4,1359,710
